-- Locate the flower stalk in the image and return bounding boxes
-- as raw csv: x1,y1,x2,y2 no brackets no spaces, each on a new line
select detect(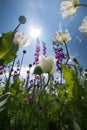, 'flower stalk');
19,50,26,74
13,23,21,34
5,59,16,92
44,73,50,88
65,43,70,63
13,16,26,34
77,4,87,7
